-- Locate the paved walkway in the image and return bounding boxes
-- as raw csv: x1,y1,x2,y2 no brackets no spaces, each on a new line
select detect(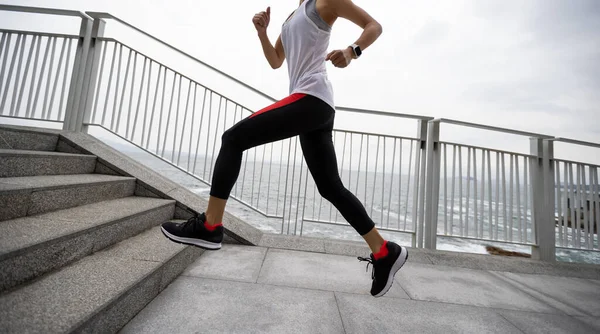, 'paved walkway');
121,245,600,334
